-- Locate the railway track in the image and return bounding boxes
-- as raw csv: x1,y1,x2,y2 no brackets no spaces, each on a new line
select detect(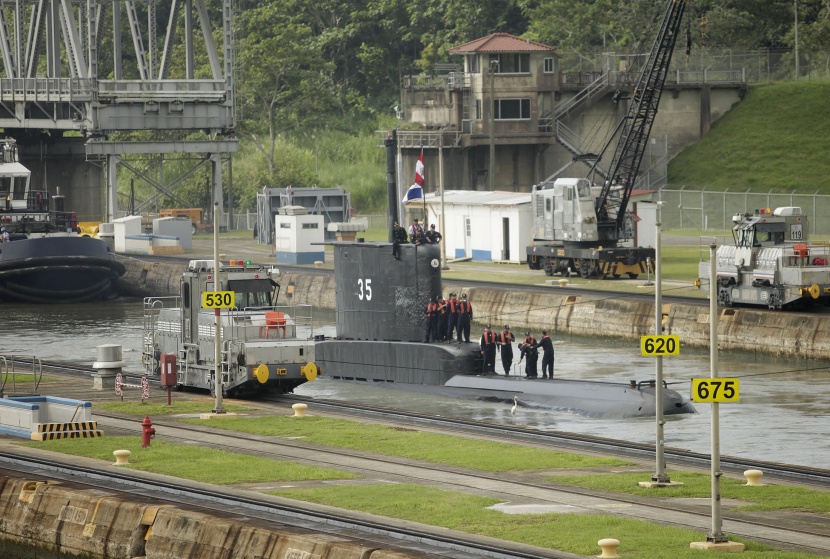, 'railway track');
0,452,564,559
